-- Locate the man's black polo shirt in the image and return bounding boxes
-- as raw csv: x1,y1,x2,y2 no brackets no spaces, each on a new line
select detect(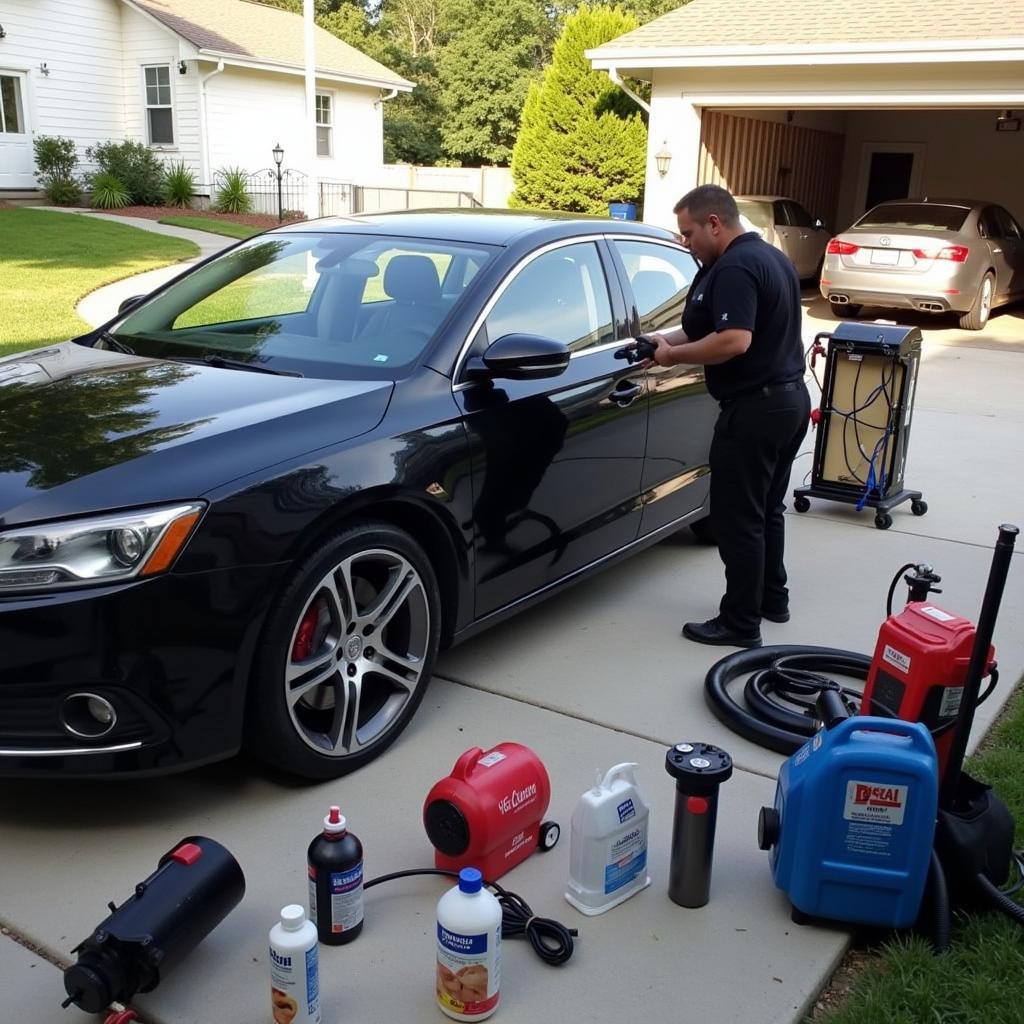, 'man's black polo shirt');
680,232,804,402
